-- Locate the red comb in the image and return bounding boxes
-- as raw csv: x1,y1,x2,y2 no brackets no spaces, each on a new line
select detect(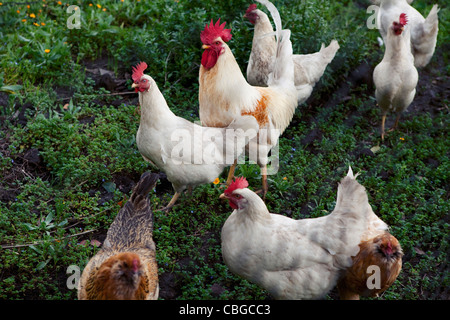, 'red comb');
132,61,148,83
399,13,408,26
246,4,257,14
200,19,232,44
225,177,249,194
